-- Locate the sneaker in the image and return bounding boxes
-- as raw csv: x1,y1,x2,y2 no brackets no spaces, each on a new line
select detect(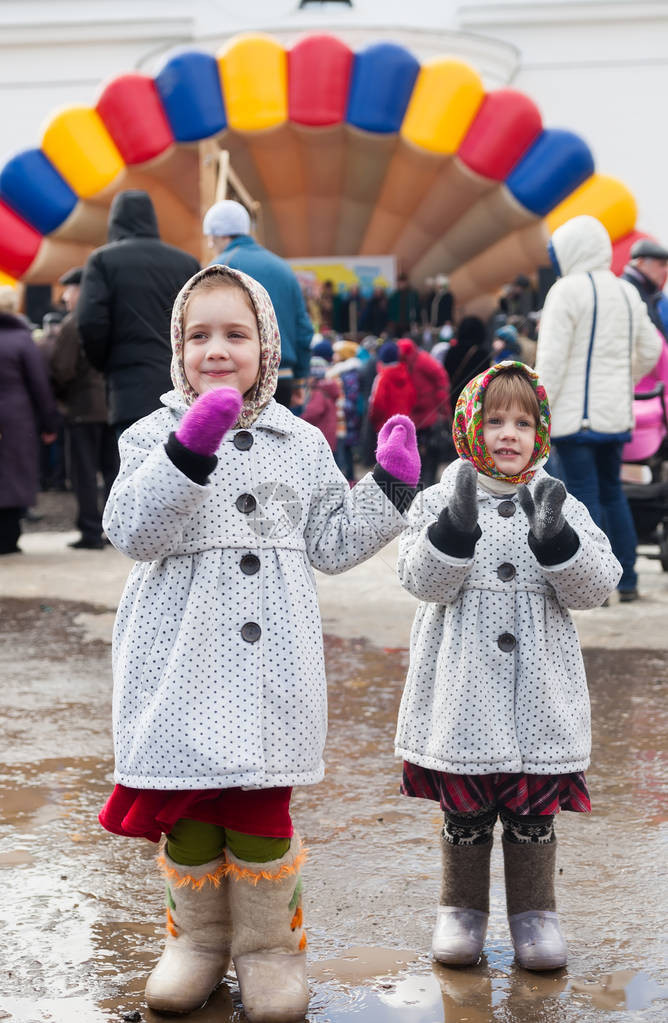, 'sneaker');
618,588,639,603
68,537,105,550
